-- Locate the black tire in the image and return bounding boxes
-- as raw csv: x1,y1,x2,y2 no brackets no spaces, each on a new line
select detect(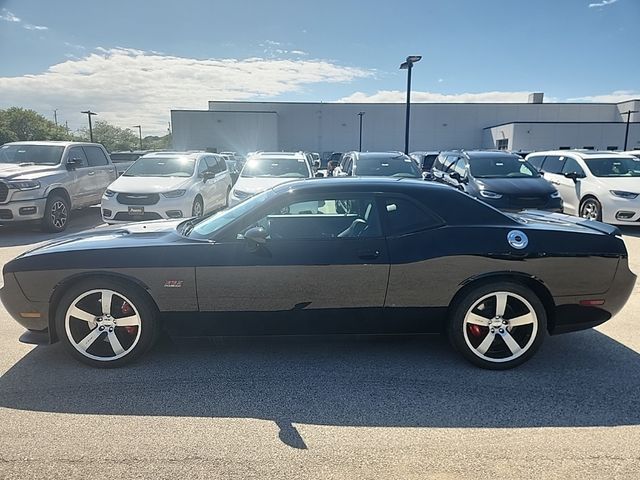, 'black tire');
42,193,70,233
54,277,159,368
448,281,546,370
580,197,602,221
192,196,204,217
